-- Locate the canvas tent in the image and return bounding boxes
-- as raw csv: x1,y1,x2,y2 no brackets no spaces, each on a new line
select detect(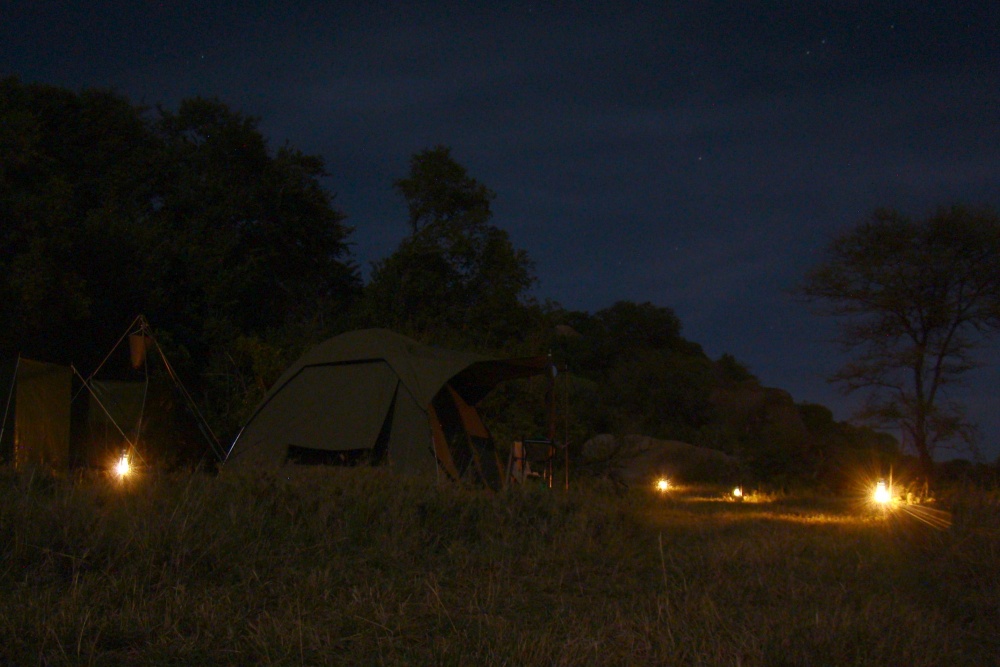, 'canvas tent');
1,357,147,470
1,357,72,470
225,329,549,489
